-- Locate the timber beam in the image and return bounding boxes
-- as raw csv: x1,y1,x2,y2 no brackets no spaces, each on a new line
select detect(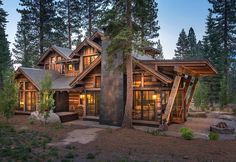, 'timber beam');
185,77,199,119
163,75,182,124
